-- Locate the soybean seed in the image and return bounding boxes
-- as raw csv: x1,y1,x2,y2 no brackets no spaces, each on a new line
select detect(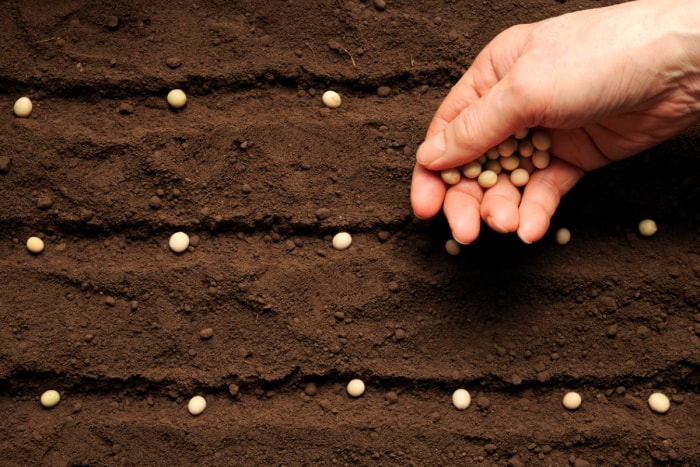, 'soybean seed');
441,167,462,185
531,130,552,151
509,168,529,187
532,150,551,169
461,161,482,179
477,170,498,188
